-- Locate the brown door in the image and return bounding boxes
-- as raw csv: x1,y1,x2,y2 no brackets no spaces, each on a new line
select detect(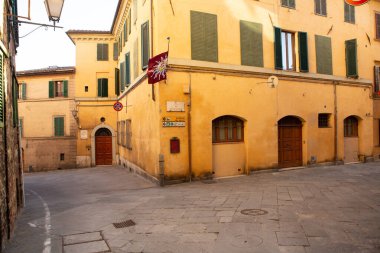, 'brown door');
95,128,113,165
278,116,303,168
